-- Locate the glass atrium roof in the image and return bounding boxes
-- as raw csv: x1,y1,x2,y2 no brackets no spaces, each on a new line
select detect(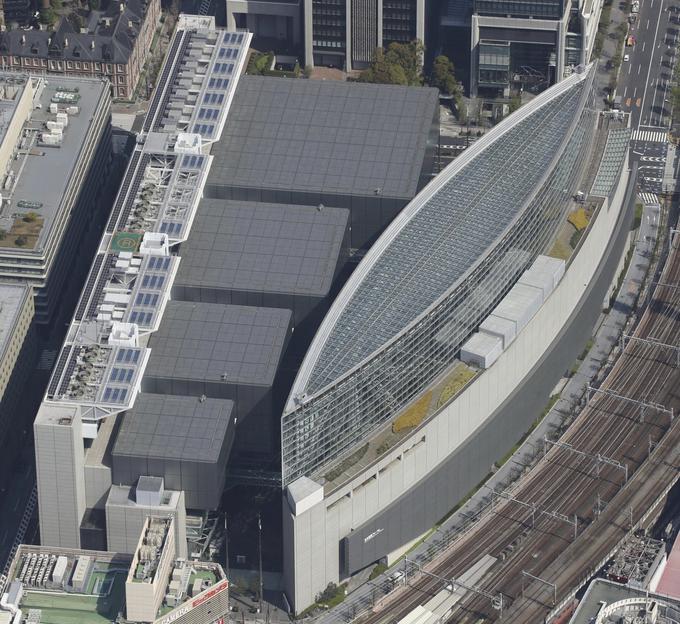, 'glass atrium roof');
294,67,593,399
